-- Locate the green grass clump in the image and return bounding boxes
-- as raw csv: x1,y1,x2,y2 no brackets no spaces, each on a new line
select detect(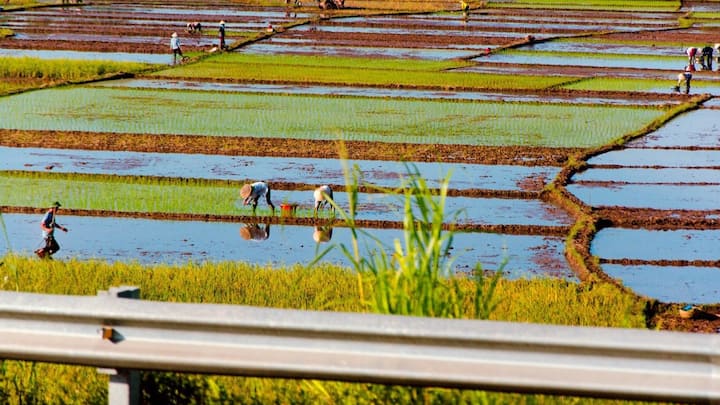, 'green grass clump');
0,86,666,147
